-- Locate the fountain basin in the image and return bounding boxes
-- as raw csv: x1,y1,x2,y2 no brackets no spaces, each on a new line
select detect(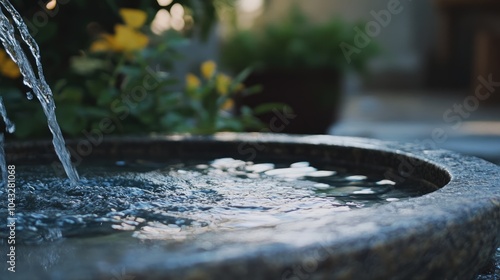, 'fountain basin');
3,133,500,279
